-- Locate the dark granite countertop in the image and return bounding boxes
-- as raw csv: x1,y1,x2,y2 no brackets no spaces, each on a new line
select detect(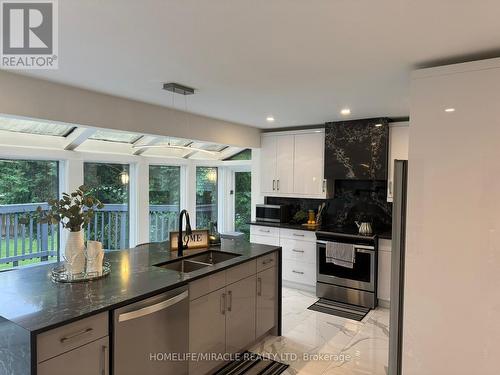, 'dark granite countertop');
0,241,280,334
249,221,392,239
